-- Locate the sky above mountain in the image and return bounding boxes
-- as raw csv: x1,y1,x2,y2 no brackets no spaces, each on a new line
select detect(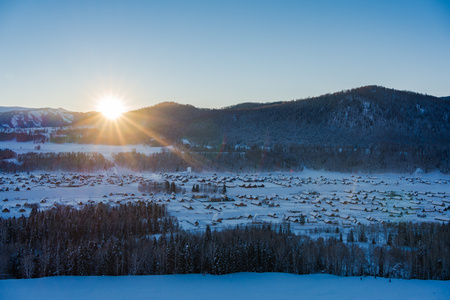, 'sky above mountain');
1,0,449,112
